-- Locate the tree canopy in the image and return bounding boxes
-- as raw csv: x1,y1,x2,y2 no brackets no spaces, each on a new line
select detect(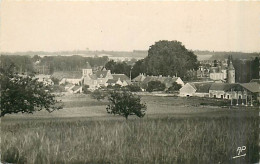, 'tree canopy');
105,60,131,77
166,82,182,93
145,40,198,78
0,65,63,117
106,90,146,119
131,40,198,79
